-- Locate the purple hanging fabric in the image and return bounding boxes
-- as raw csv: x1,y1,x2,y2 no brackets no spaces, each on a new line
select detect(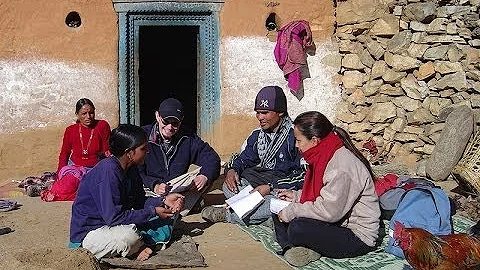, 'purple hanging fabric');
274,20,314,94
